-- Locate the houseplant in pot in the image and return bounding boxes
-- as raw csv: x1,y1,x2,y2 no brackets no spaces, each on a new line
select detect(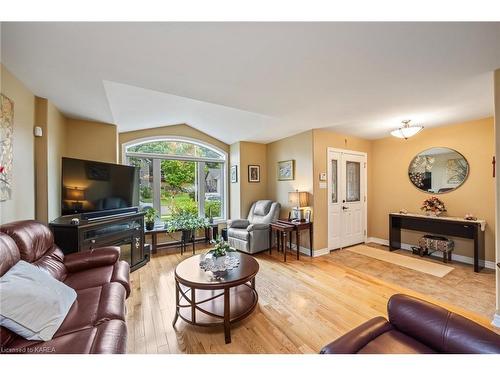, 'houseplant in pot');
143,207,159,230
165,209,209,244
